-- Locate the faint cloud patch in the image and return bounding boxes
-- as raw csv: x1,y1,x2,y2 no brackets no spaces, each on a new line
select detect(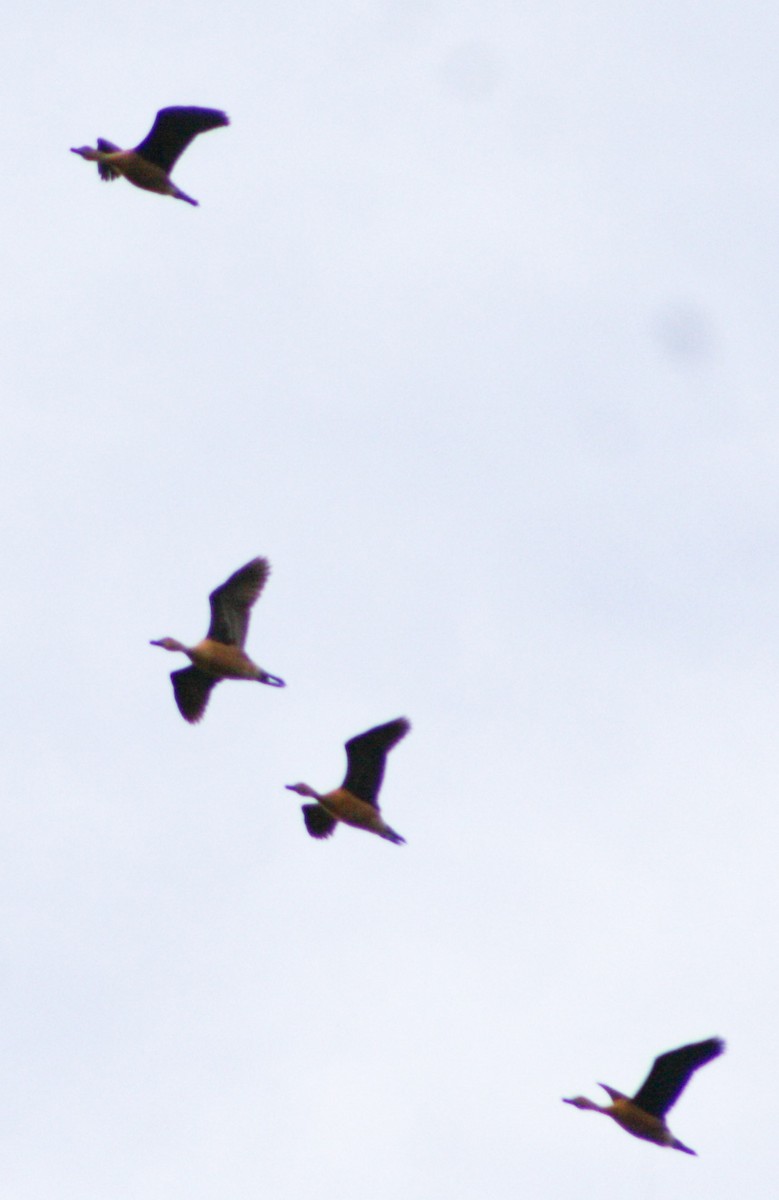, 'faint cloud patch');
653,301,715,363
440,41,501,101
